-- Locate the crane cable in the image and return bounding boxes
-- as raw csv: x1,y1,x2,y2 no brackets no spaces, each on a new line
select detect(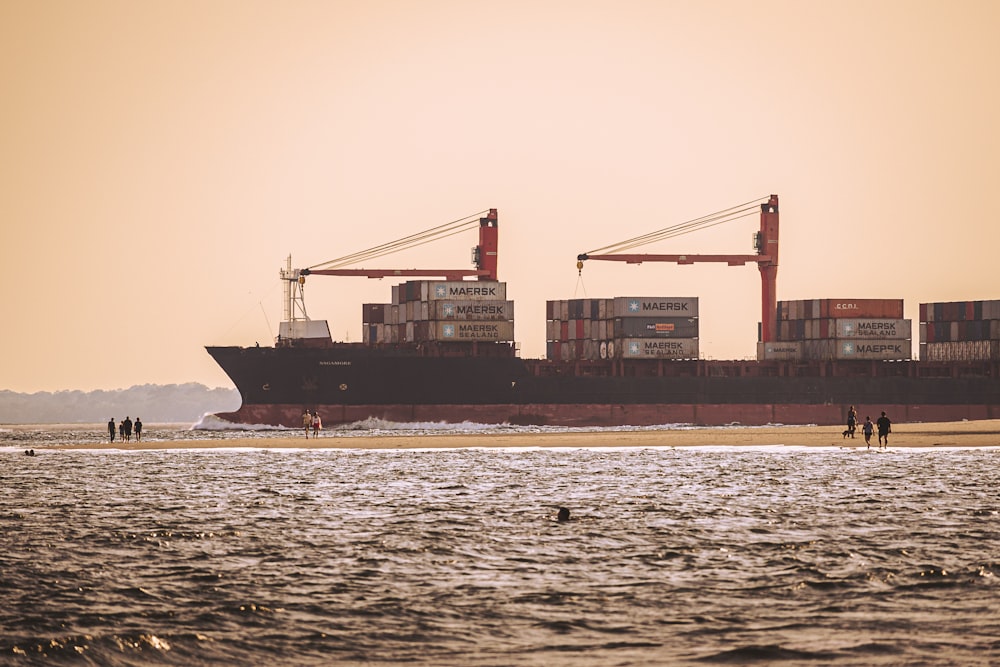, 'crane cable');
308,209,490,270
583,196,770,256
